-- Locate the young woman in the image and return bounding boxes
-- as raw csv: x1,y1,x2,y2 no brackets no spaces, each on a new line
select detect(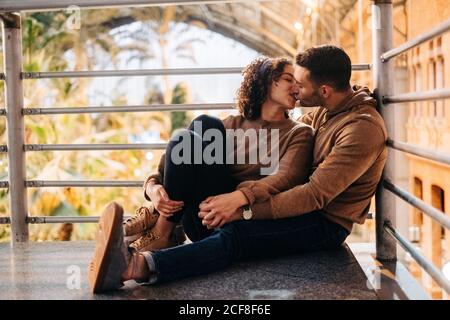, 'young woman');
89,57,315,292
122,56,314,252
